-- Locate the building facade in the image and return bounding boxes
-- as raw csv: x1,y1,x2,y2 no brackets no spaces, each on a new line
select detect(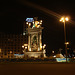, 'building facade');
0,32,27,58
